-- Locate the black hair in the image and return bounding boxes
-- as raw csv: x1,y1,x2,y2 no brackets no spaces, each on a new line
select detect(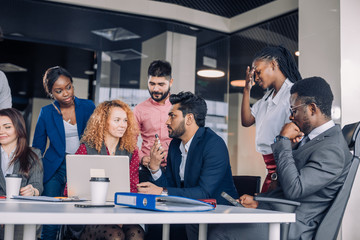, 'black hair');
169,92,207,127
253,46,302,83
290,76,333,118
148,60,172,80
43,66,73,97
